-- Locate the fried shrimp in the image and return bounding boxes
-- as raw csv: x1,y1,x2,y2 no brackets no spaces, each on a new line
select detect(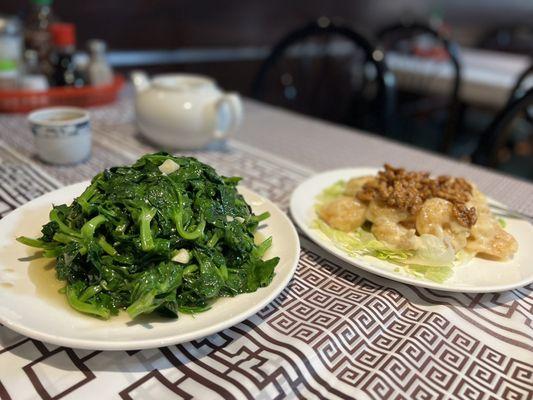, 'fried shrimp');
371,219,418,250
344,176,373,197
465,189,518,260
467,219,518,260
316,165,518,263
318,196,367,232
415,198,471,251
366,201,418,249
